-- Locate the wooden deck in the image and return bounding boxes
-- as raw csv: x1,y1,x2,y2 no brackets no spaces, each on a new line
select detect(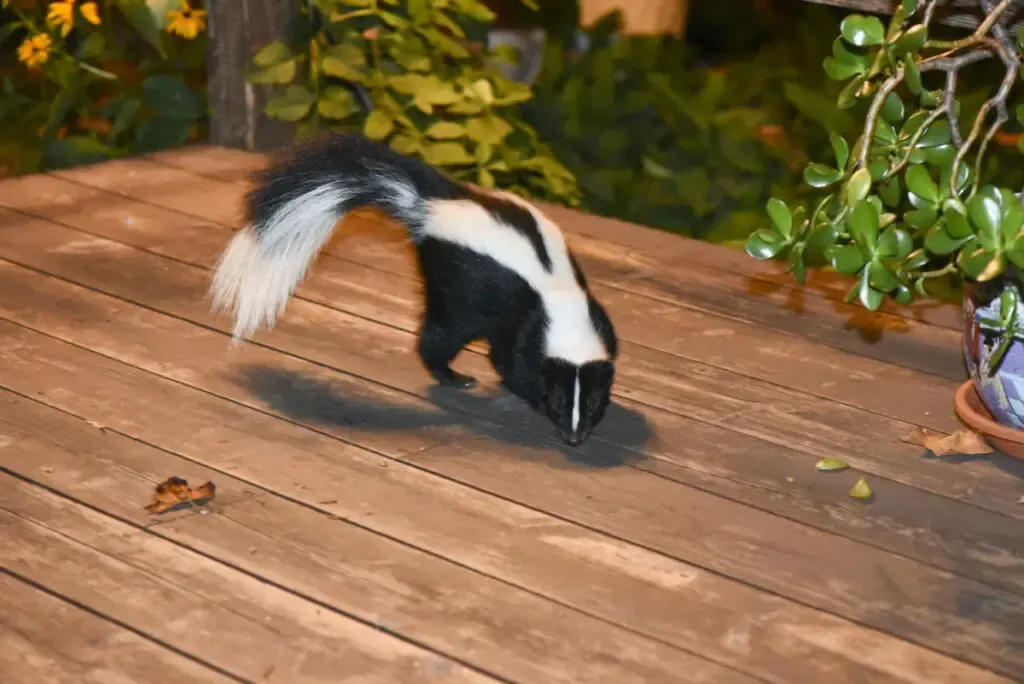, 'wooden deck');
0,145,1022,684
